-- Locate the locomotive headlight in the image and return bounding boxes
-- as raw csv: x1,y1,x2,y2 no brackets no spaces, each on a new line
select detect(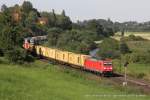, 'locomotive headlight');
104,67,106,69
